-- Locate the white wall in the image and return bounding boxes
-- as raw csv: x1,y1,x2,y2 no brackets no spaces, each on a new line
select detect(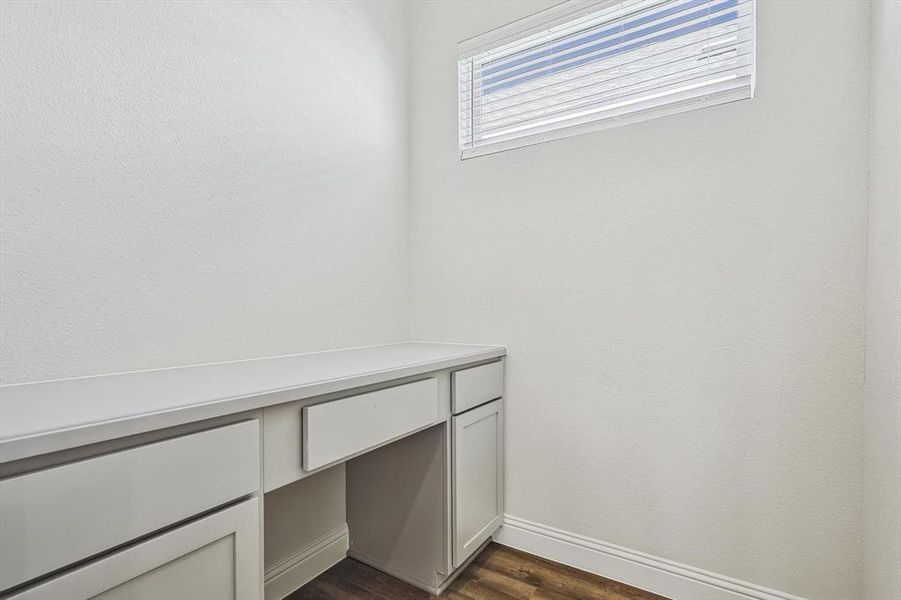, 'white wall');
864,3,901,599
0,0,410,579
0,1,890,597
408,2,870,598
0,0,410,385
